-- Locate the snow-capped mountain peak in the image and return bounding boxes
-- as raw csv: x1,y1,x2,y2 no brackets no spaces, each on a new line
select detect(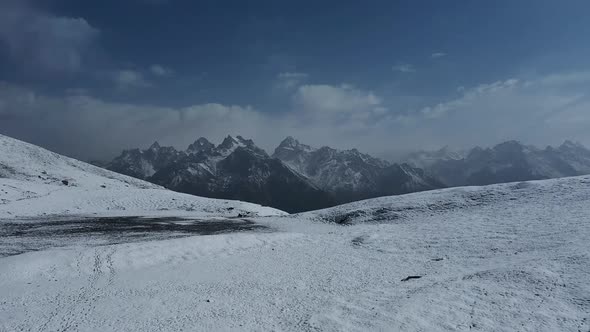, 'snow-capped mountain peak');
272,136,442,203
276,136,315,153
149,141,161,151
108,135,330,212
217,135,240,151
559,140,584,151
215,135,267,157
187,137,214,154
